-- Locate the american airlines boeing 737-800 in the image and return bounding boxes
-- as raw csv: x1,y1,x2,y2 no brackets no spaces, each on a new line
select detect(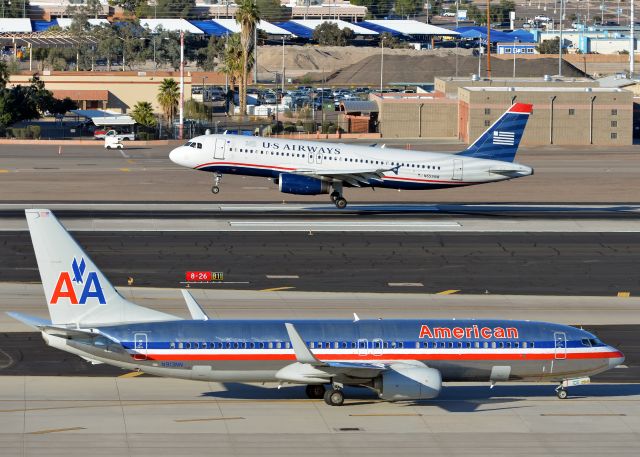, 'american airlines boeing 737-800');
169,103,534,208
9,210,624,405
